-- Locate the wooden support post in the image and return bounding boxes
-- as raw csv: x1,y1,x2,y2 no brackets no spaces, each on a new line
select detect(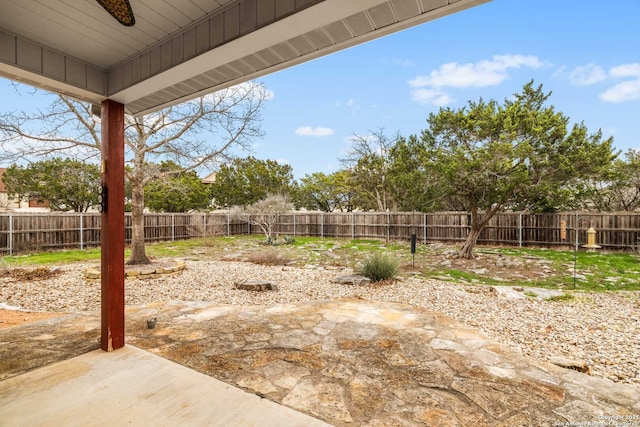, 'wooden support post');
100,99,125,352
